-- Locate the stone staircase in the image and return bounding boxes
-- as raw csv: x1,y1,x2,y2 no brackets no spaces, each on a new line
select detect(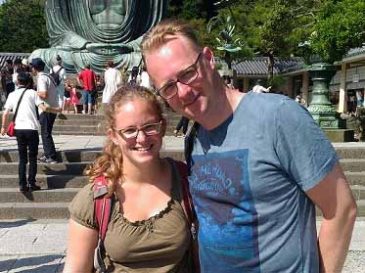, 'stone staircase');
0,144,364,219
0,148,184,219
0,110,185,136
